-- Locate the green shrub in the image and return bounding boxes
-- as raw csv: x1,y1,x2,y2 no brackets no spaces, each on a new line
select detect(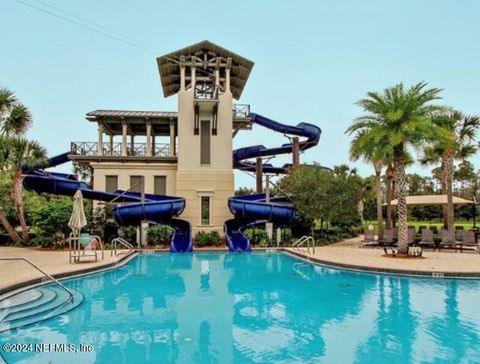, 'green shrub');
195,231,221,247
243,228,268,245
120,226,137,242
29,197,73,236
147,225,174,245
